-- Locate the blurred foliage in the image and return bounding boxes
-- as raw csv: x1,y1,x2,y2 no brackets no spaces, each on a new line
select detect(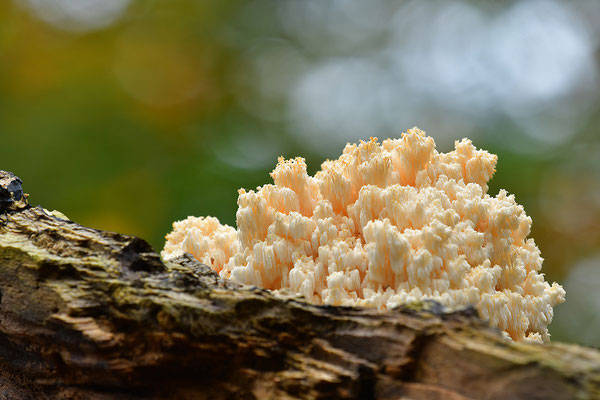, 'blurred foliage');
0,0,598,345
